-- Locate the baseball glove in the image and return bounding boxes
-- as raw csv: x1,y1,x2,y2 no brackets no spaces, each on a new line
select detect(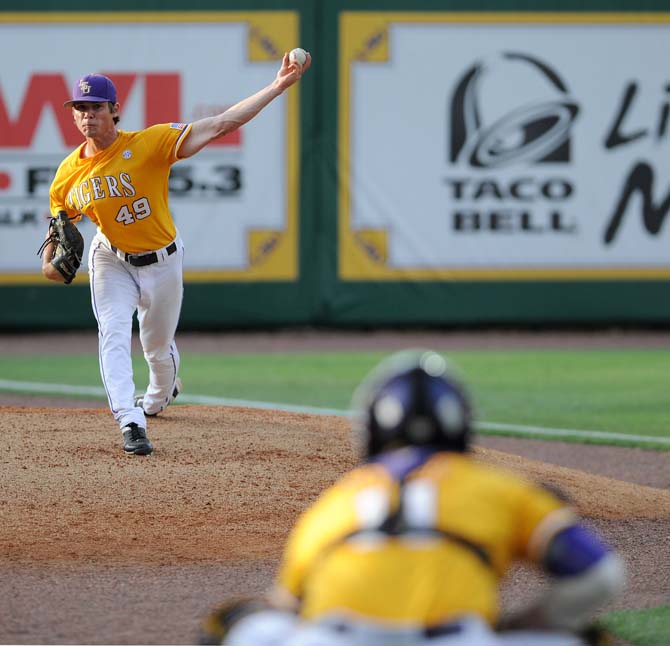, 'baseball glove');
38,211,85,284
197,597,270,645
579,622,616,646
